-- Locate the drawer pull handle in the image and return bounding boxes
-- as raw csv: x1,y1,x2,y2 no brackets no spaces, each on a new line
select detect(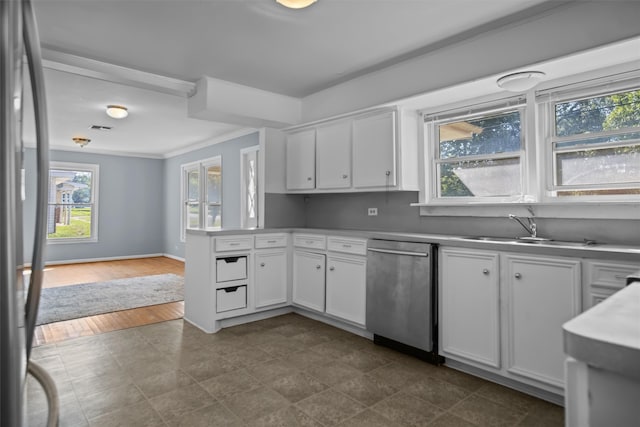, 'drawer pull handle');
260,263,265,267
329,266,335,271
267,240,277,244
222,286,240,293
316,265,321,270
306,240,314,244
515,273,522,279
614,274,627,280
221,257,240,263
229,243,239,246
483,269,489,275
342,244,352,248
